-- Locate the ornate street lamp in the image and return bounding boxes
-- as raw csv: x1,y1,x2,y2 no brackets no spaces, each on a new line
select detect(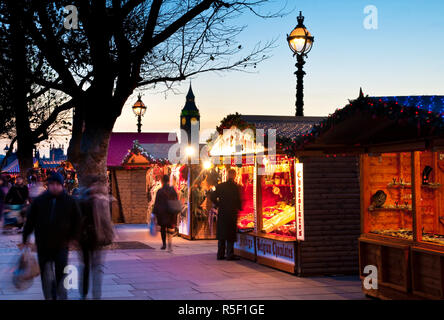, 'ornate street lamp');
287,11,314,117
132,94,147,133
